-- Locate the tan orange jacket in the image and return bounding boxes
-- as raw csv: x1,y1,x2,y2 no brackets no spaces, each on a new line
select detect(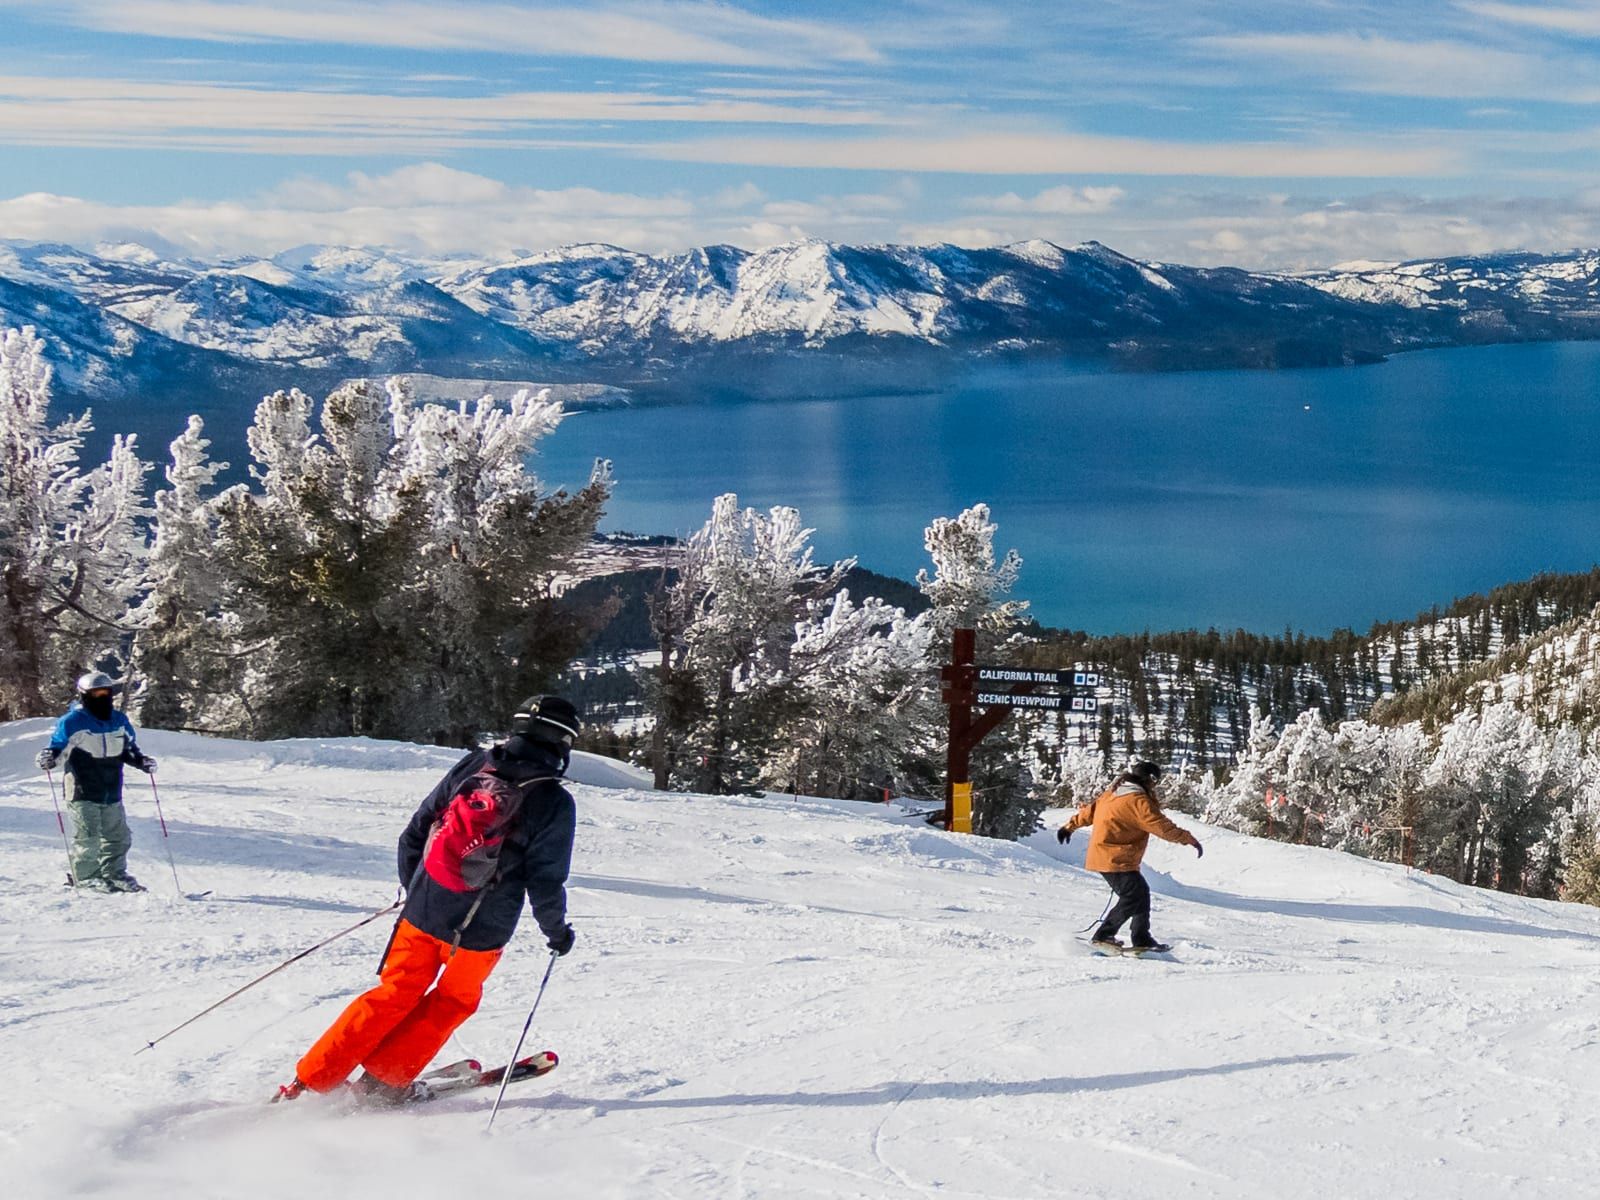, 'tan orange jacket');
1063,781,1197,872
